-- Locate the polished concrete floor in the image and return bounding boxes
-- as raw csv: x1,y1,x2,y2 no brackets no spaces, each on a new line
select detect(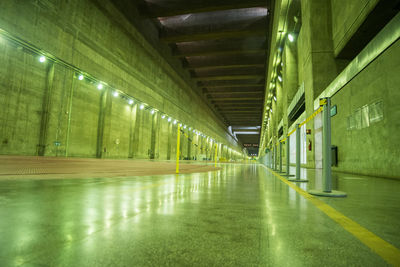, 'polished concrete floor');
0,163,399,266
